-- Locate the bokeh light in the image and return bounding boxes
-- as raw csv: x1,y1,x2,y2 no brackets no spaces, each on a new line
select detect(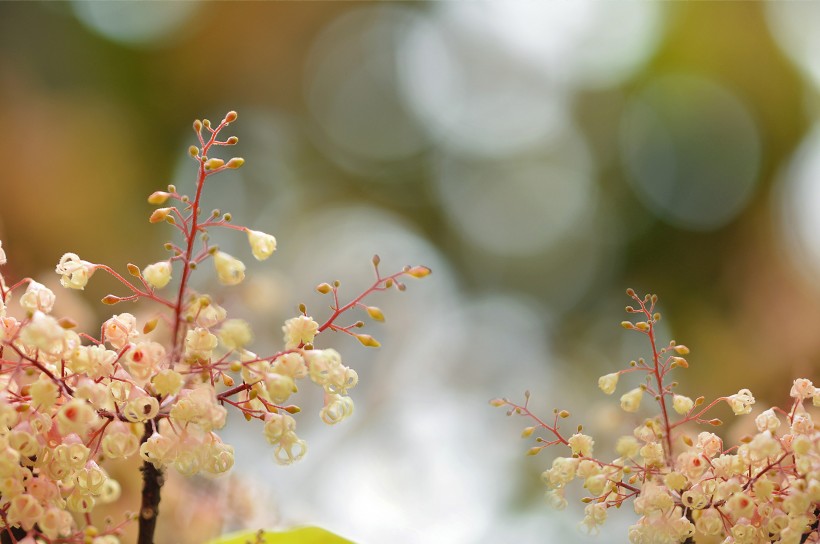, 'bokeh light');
71,1,199,48
620,74,761,231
